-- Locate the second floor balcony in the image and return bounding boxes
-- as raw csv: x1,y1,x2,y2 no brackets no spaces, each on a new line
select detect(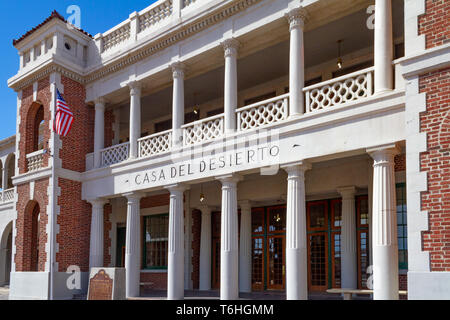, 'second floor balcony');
84,0,405,171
